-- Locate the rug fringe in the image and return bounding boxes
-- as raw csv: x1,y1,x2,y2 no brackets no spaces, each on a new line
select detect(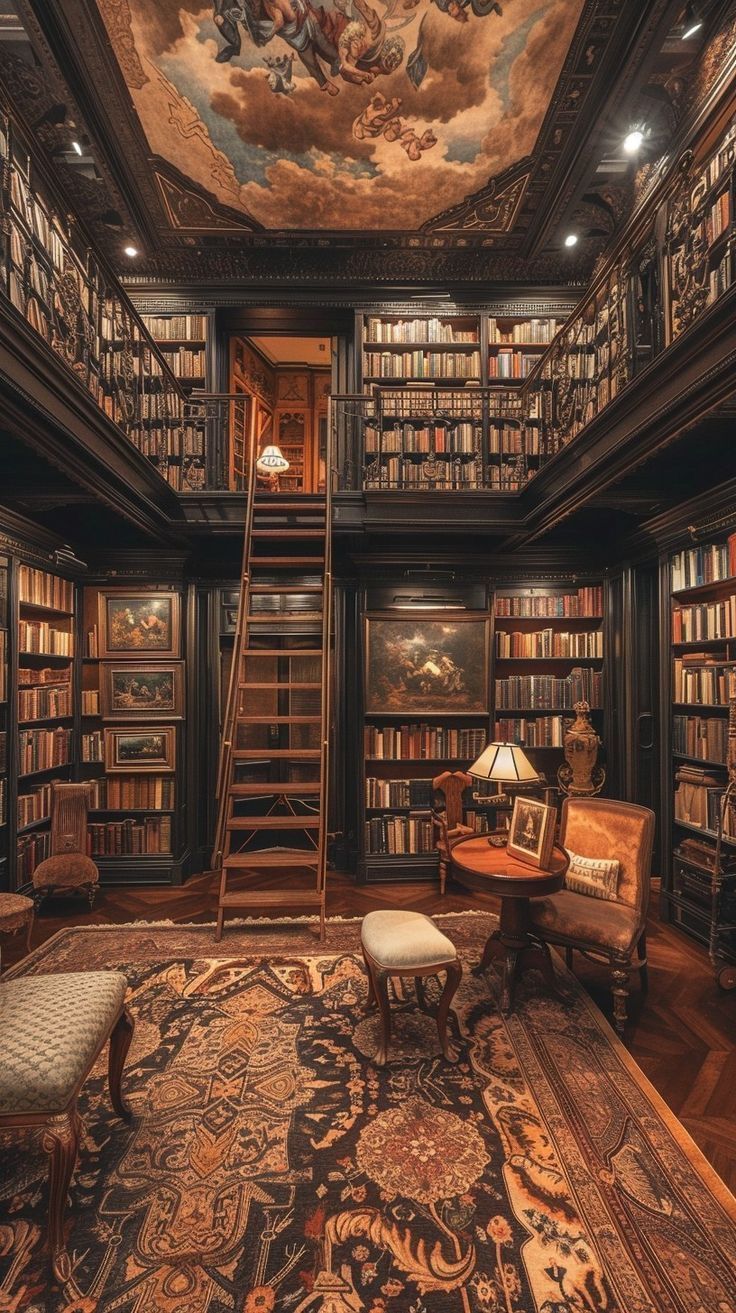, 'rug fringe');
37,909,492,932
